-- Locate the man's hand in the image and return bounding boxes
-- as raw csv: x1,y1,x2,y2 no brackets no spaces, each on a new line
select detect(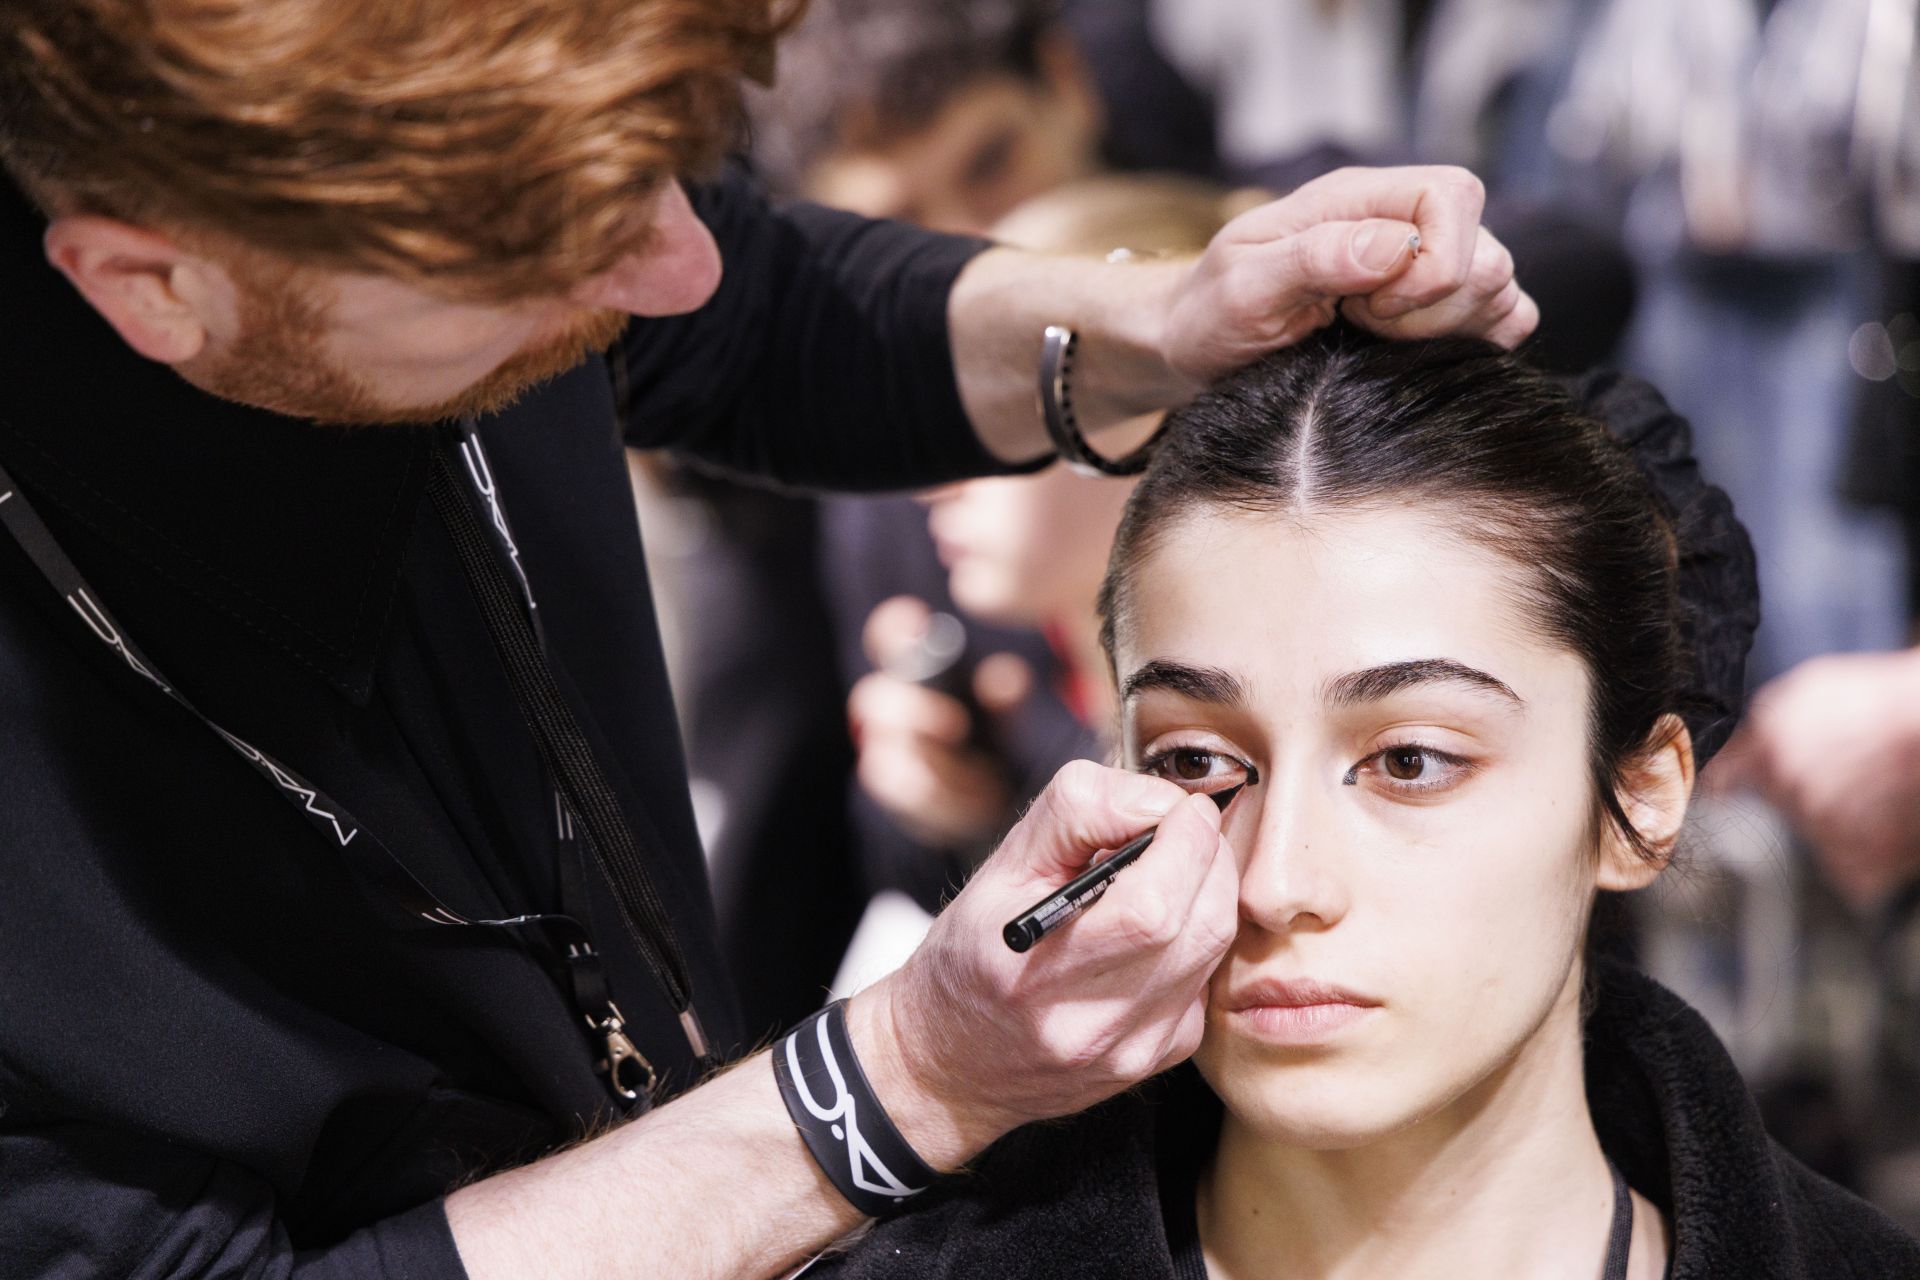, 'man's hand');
951,164,1538,463
846,761,1239,1161
1164,166,1537,386
1714,648,1920,913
